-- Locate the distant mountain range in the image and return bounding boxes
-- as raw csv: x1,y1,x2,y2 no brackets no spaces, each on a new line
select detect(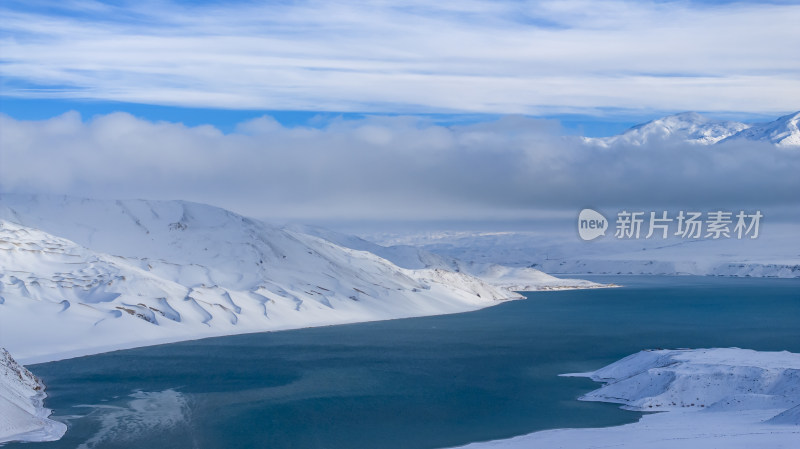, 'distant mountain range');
586,111,800,147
